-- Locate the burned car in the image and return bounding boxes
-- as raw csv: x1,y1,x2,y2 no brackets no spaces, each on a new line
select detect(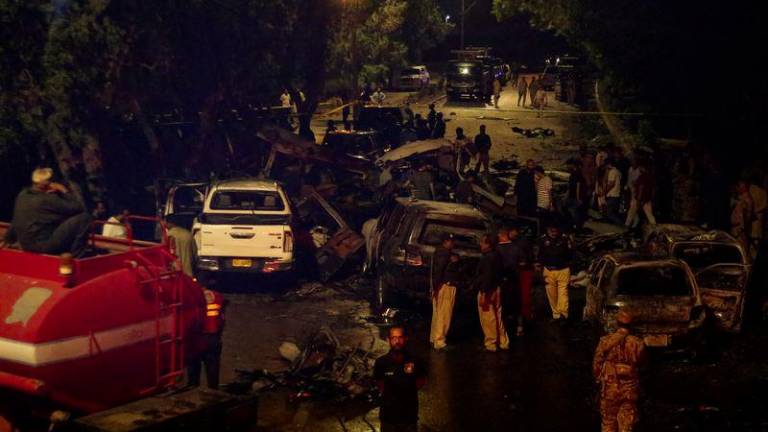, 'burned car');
583,252,706,353
365,198,492,307
322,130,389,162
644,224,751,332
